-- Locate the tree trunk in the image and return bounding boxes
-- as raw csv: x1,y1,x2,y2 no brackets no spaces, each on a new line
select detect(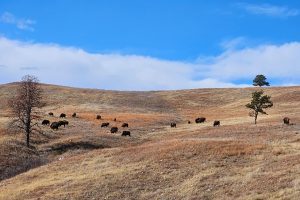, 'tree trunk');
254,112,258,124
25,113,31,147
26,132,30,147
